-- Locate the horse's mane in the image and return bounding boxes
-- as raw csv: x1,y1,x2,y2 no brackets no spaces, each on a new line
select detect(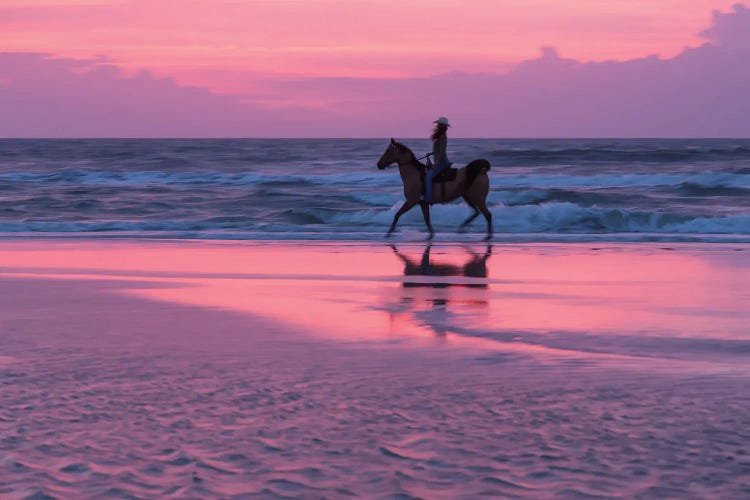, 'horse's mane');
393,141,426,172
